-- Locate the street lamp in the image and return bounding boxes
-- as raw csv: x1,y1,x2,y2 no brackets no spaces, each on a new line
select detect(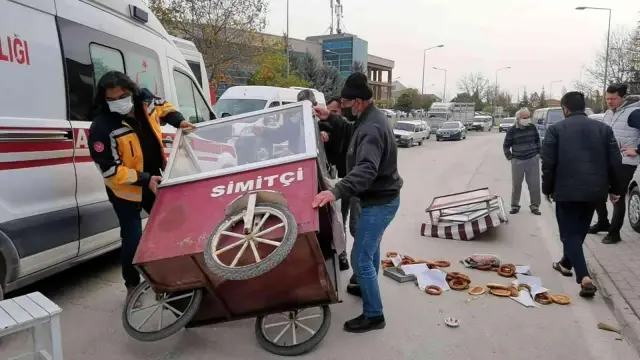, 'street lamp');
421,45,444,96
433,67,447,101
494,66,511,118
576,6,611,109
549,80,562,100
